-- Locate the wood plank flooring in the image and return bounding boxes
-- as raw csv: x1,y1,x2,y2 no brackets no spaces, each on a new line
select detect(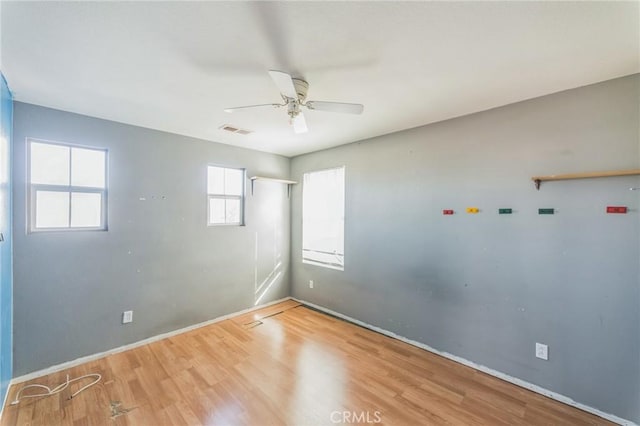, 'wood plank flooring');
1,301,612,425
